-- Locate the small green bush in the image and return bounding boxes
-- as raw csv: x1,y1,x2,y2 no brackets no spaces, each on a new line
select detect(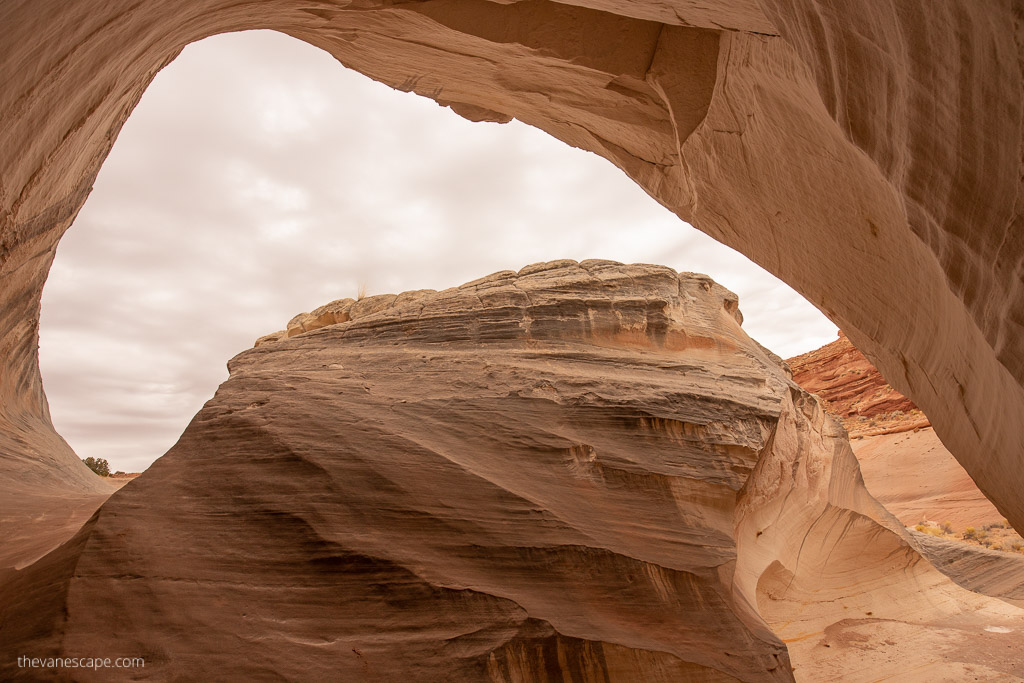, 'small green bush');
82,456,110,477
